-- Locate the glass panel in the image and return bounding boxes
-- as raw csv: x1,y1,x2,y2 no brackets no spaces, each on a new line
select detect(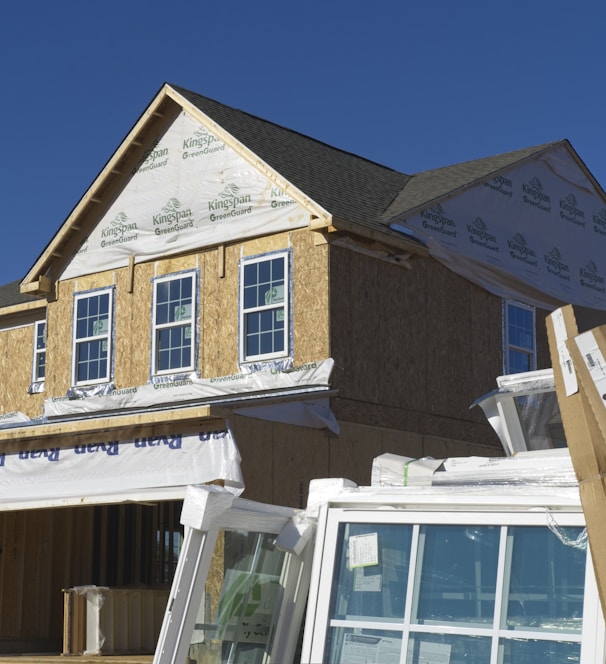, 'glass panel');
329,523,412,621
503,526,585,632
499,637,580,663
157,325,192,372
76,339,108,382
508,303,533,350
187,531,286,664
508,348,531,374
407,632,491,664
76,293,109,339
326,628,402,664
514,392,566,451
413,525,499,626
